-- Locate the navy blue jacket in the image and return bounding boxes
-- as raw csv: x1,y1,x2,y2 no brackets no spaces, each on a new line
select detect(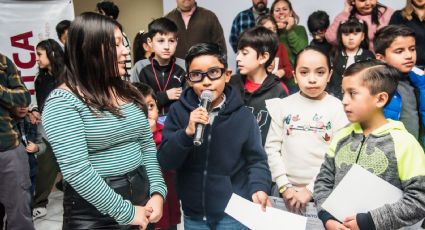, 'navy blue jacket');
158,85,272,222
